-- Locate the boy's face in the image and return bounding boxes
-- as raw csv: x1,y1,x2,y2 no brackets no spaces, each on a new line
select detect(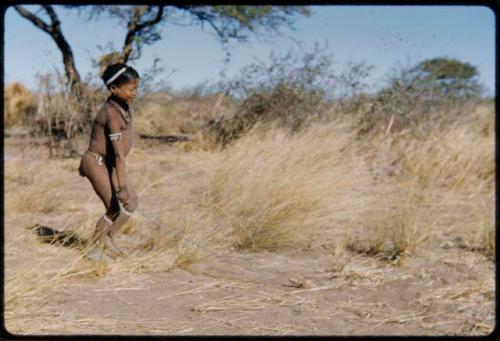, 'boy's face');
110,78,138,105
